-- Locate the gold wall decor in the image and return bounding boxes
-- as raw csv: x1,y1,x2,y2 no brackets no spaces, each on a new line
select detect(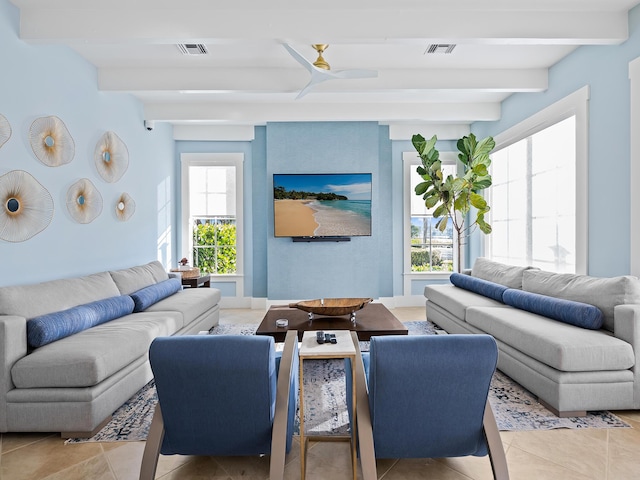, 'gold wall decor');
0,170,54,242
0,114,11,149
94,131,129,183
66,178,102,224
29,116,75,167
115,192,135,221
